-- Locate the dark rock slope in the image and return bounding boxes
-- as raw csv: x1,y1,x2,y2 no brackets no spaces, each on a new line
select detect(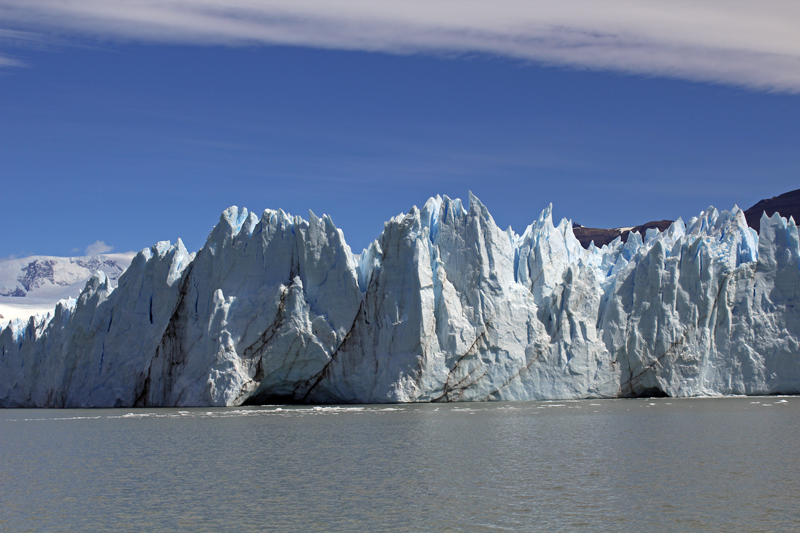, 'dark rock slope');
574,188,800,249
573,220,673,248
744,188,800,233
